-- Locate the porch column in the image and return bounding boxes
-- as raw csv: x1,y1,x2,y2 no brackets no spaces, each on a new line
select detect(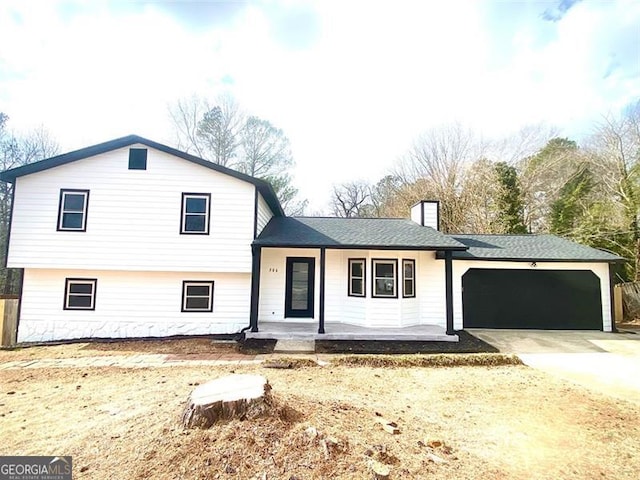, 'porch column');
445,250,454,335
249,245,262,332
318,247,326,334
